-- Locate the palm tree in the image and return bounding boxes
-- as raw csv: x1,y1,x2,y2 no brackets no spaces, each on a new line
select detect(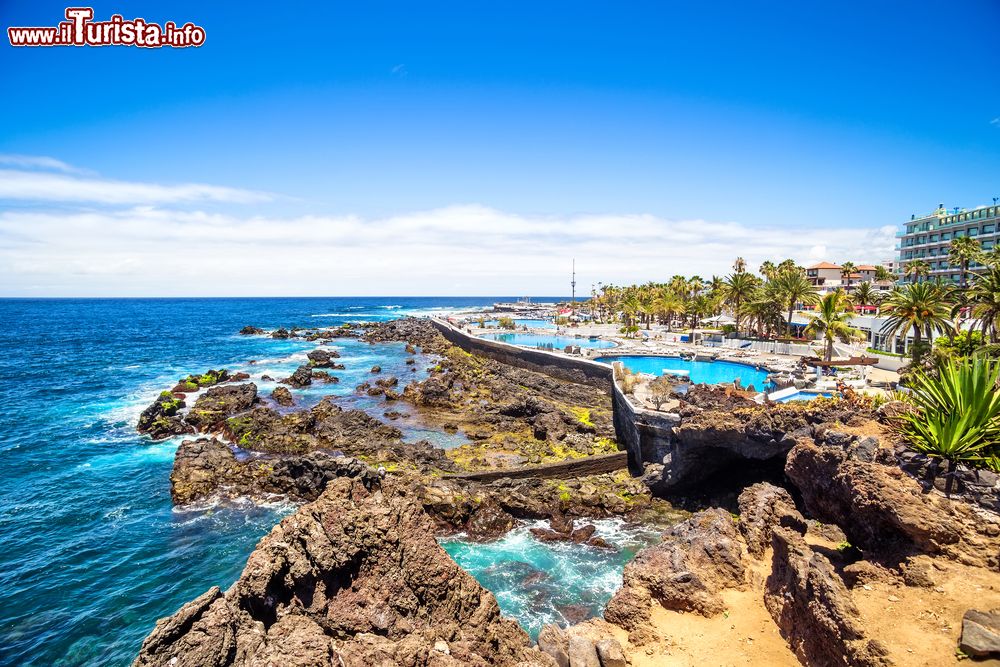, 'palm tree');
853,281,877,312
759,260,776,280
880,282,954,361
874,265,894,283
805,291,859,361
906,259,931,283
839,261,857,290
774,269,819,337
970,266,1000,343
733,257,747,274
949,235,982,289
722,271,758,336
